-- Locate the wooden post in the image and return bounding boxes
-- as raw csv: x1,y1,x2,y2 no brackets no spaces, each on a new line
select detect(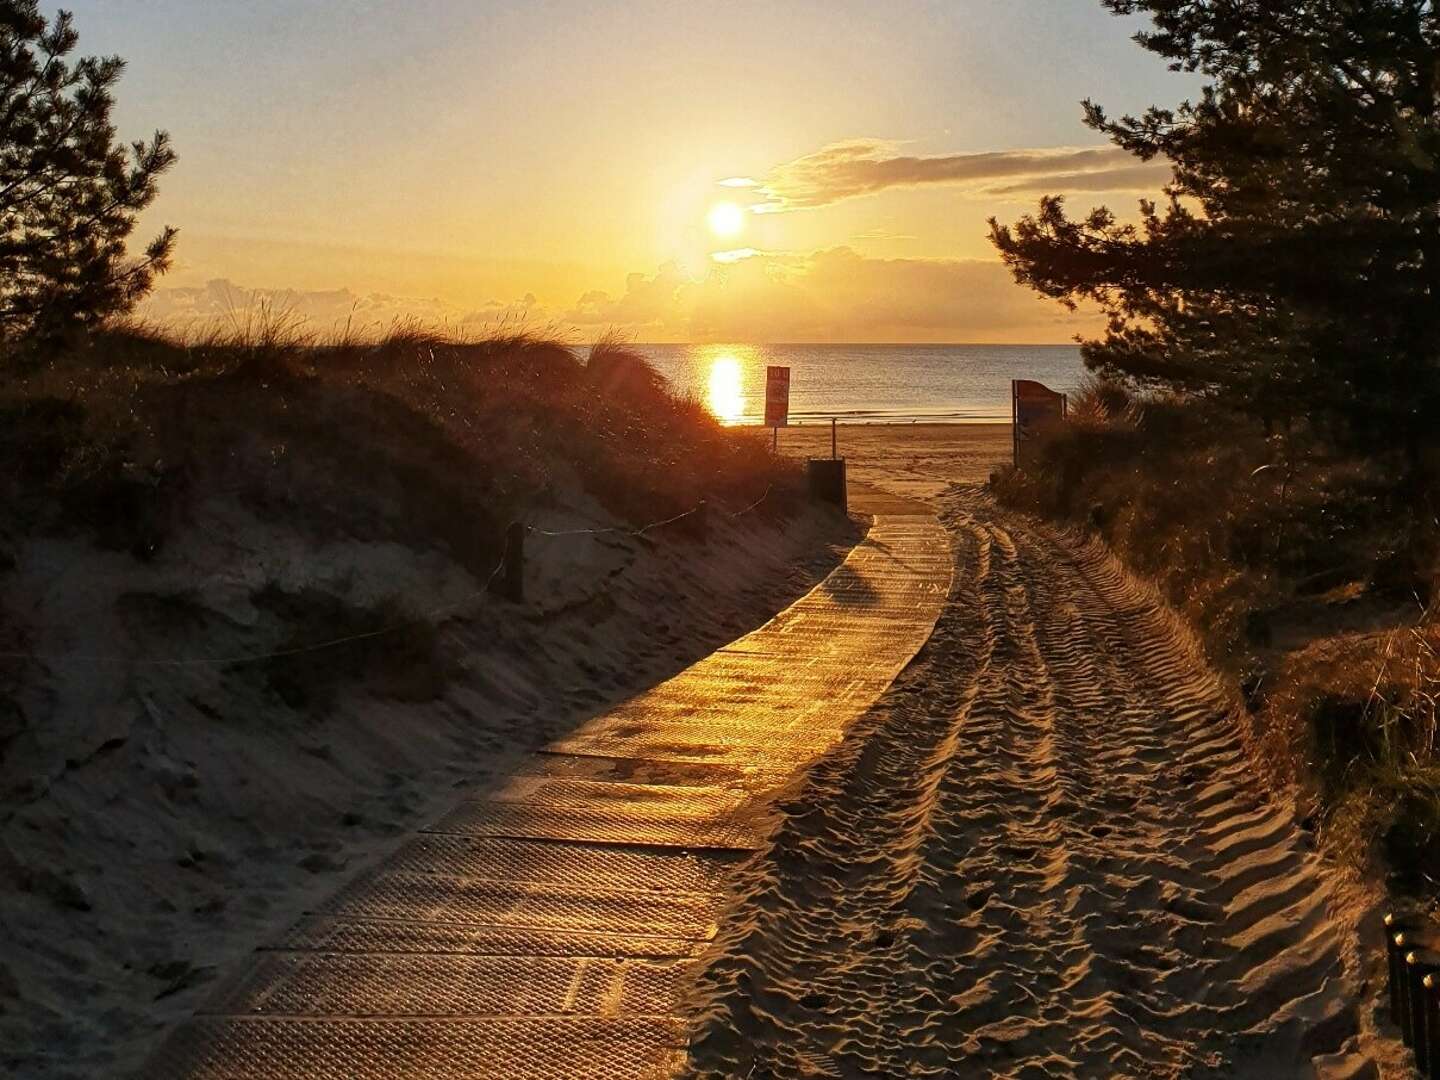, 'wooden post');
493,521,524,602
688,500,709,543
1424,973,1440,1076
807,458,847,511
1011,379,1019,467
1408,948,1440,1060
1399,933,1415,1044
831,417,837,460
